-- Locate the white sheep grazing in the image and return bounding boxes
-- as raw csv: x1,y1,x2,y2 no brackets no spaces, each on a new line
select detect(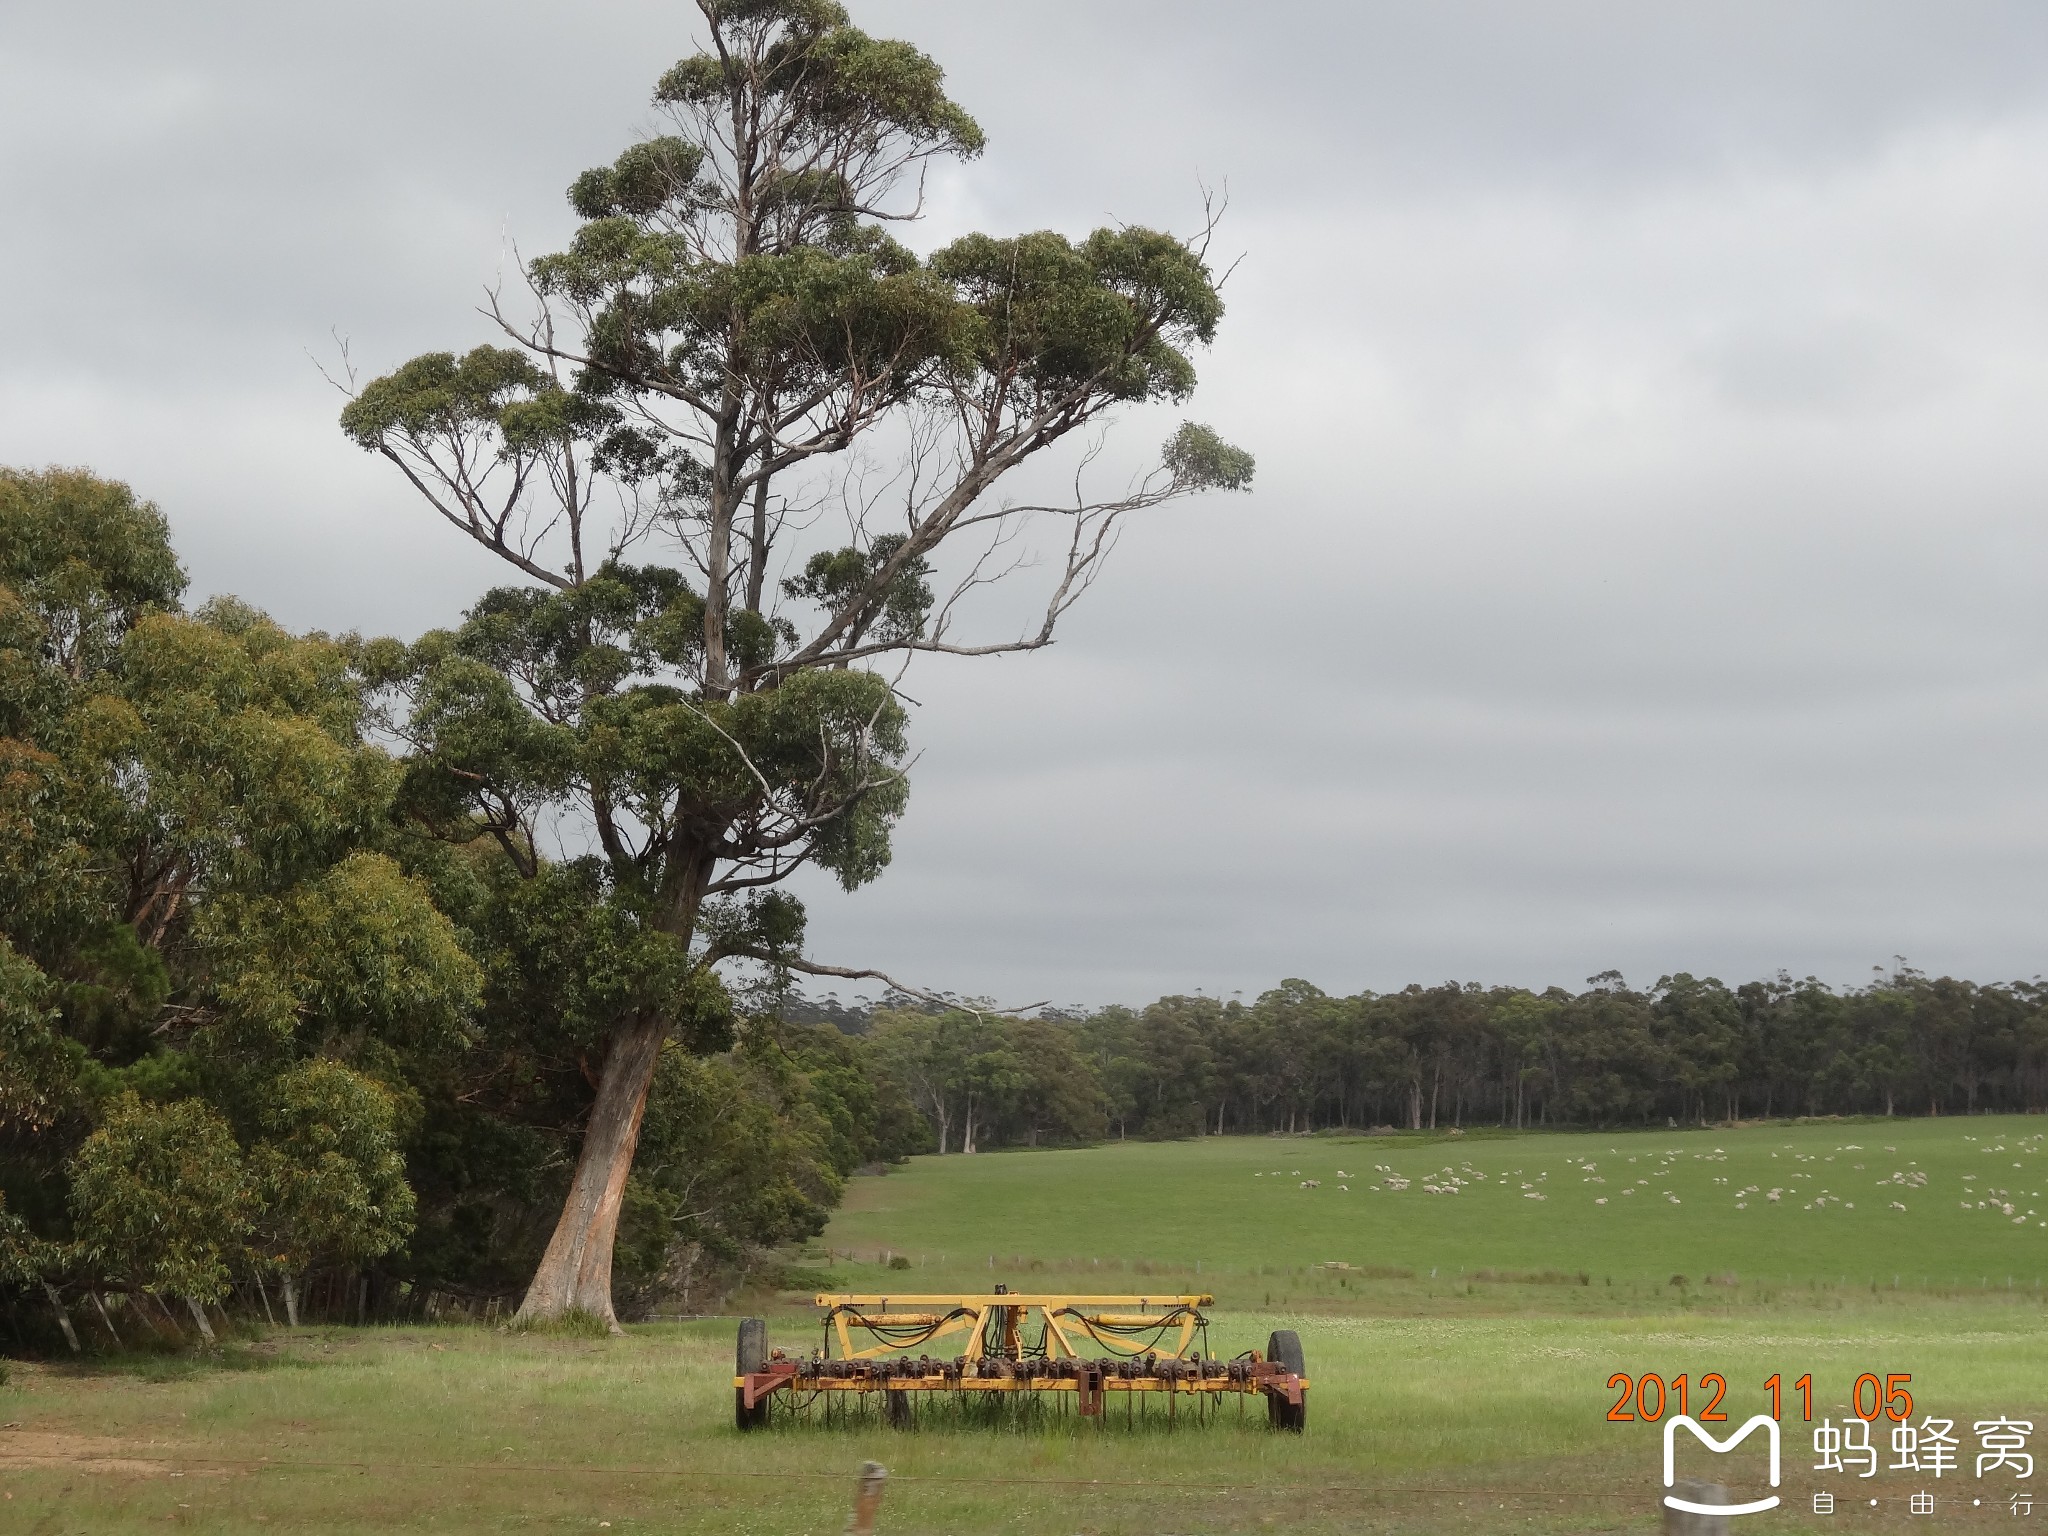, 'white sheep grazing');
1300,1179,1320,1189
